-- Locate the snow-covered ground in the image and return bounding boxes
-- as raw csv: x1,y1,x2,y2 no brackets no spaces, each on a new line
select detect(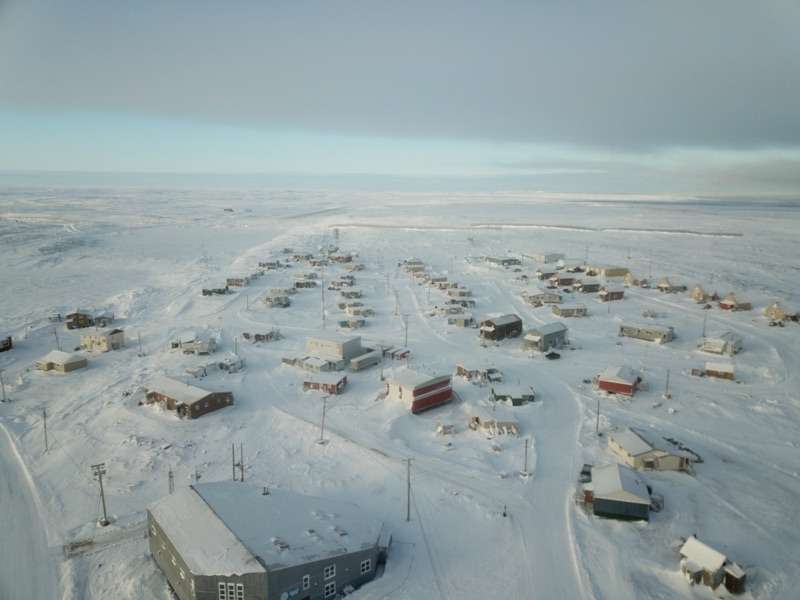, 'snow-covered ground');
1,188,799,599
